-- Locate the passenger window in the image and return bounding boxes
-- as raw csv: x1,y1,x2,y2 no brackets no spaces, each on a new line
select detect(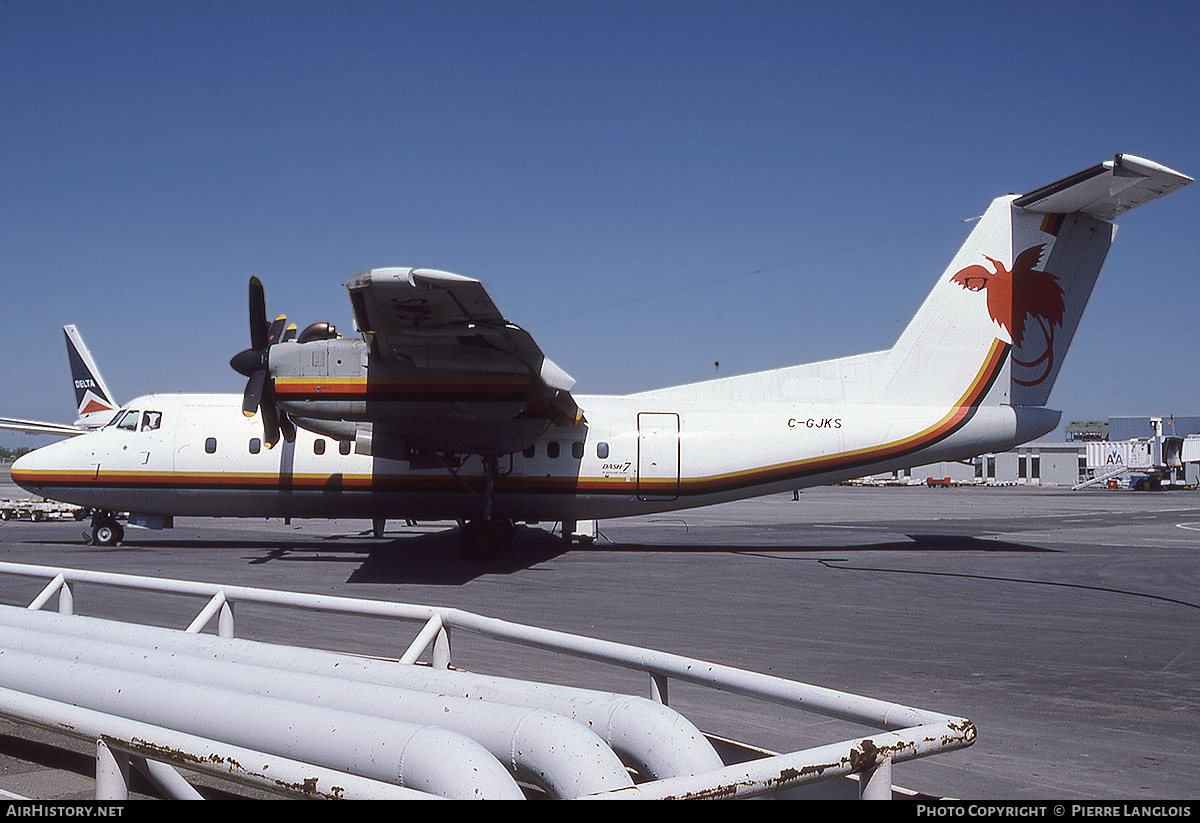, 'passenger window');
249,438,261,454
314,439,325,455
572,442,584,460
596,442,609,460
205,437,217,454
523,445,536,459
339,440,351,455
117,411,139,431
547,442,559,459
